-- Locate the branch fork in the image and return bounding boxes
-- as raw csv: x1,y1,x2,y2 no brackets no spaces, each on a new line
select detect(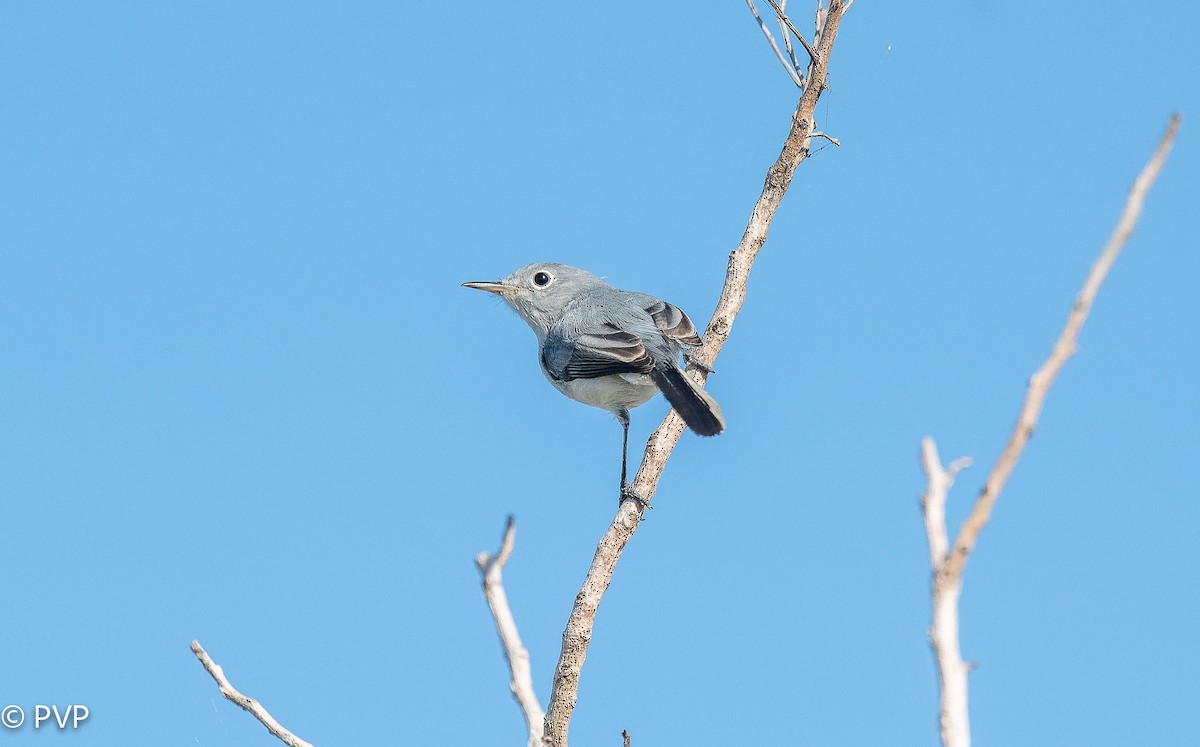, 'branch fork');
747,0,840,88
919,114,1180,747
475,517,546,747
